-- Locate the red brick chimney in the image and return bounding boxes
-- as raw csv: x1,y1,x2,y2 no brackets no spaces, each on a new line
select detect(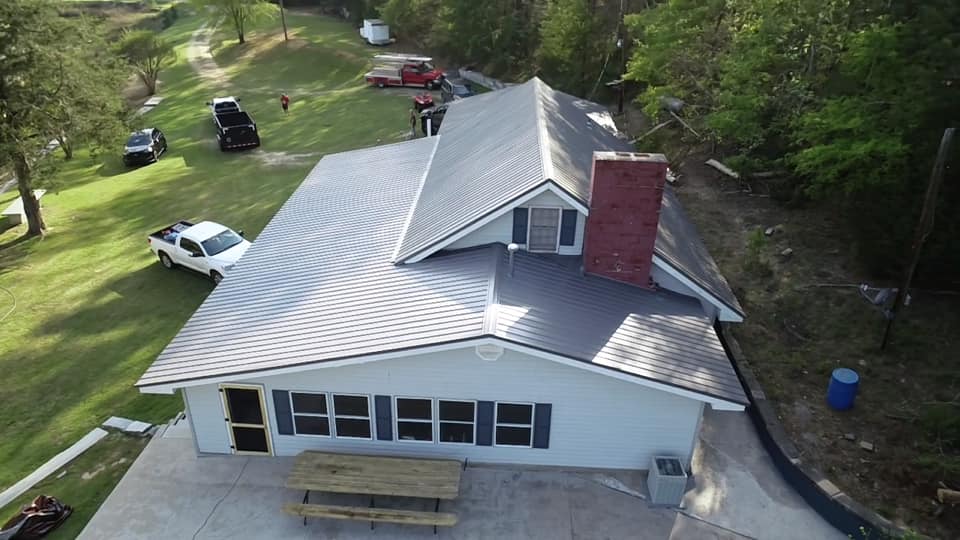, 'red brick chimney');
583,151,668,288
